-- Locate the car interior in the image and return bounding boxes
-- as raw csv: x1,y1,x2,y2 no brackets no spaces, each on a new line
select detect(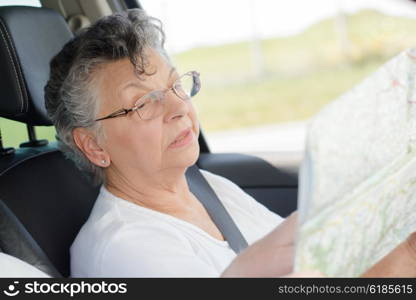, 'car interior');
0,0,298,277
